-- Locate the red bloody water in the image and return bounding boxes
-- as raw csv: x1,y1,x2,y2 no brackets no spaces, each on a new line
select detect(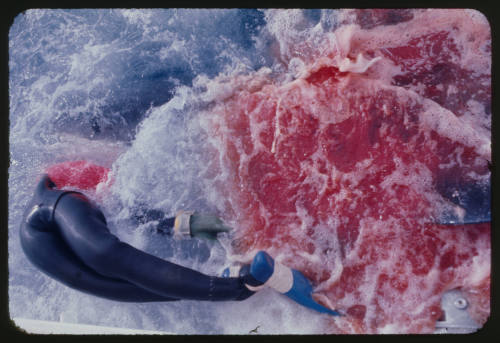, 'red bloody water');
207,9,490,333
46,160,110,191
